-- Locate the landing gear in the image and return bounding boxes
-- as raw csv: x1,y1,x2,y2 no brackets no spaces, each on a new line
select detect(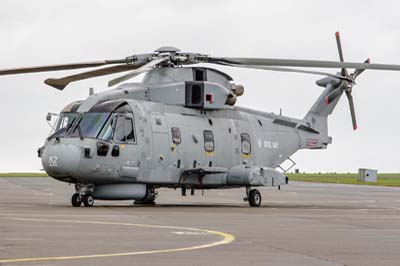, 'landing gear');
134,186,157,205
244,187,262,207
83,194,94,207
134,197,155,205
248,189,261,207
71,193,82,207
71,183,94,207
